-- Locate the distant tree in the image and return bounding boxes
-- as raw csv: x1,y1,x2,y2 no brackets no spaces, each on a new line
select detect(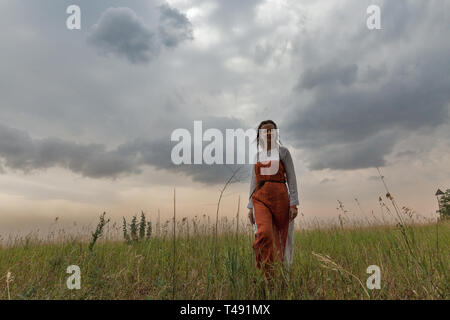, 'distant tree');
122,217,131,243
439,189,450,220
139,211,146,239
122,212,152,243
146,221,152,239
130,215,138,241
